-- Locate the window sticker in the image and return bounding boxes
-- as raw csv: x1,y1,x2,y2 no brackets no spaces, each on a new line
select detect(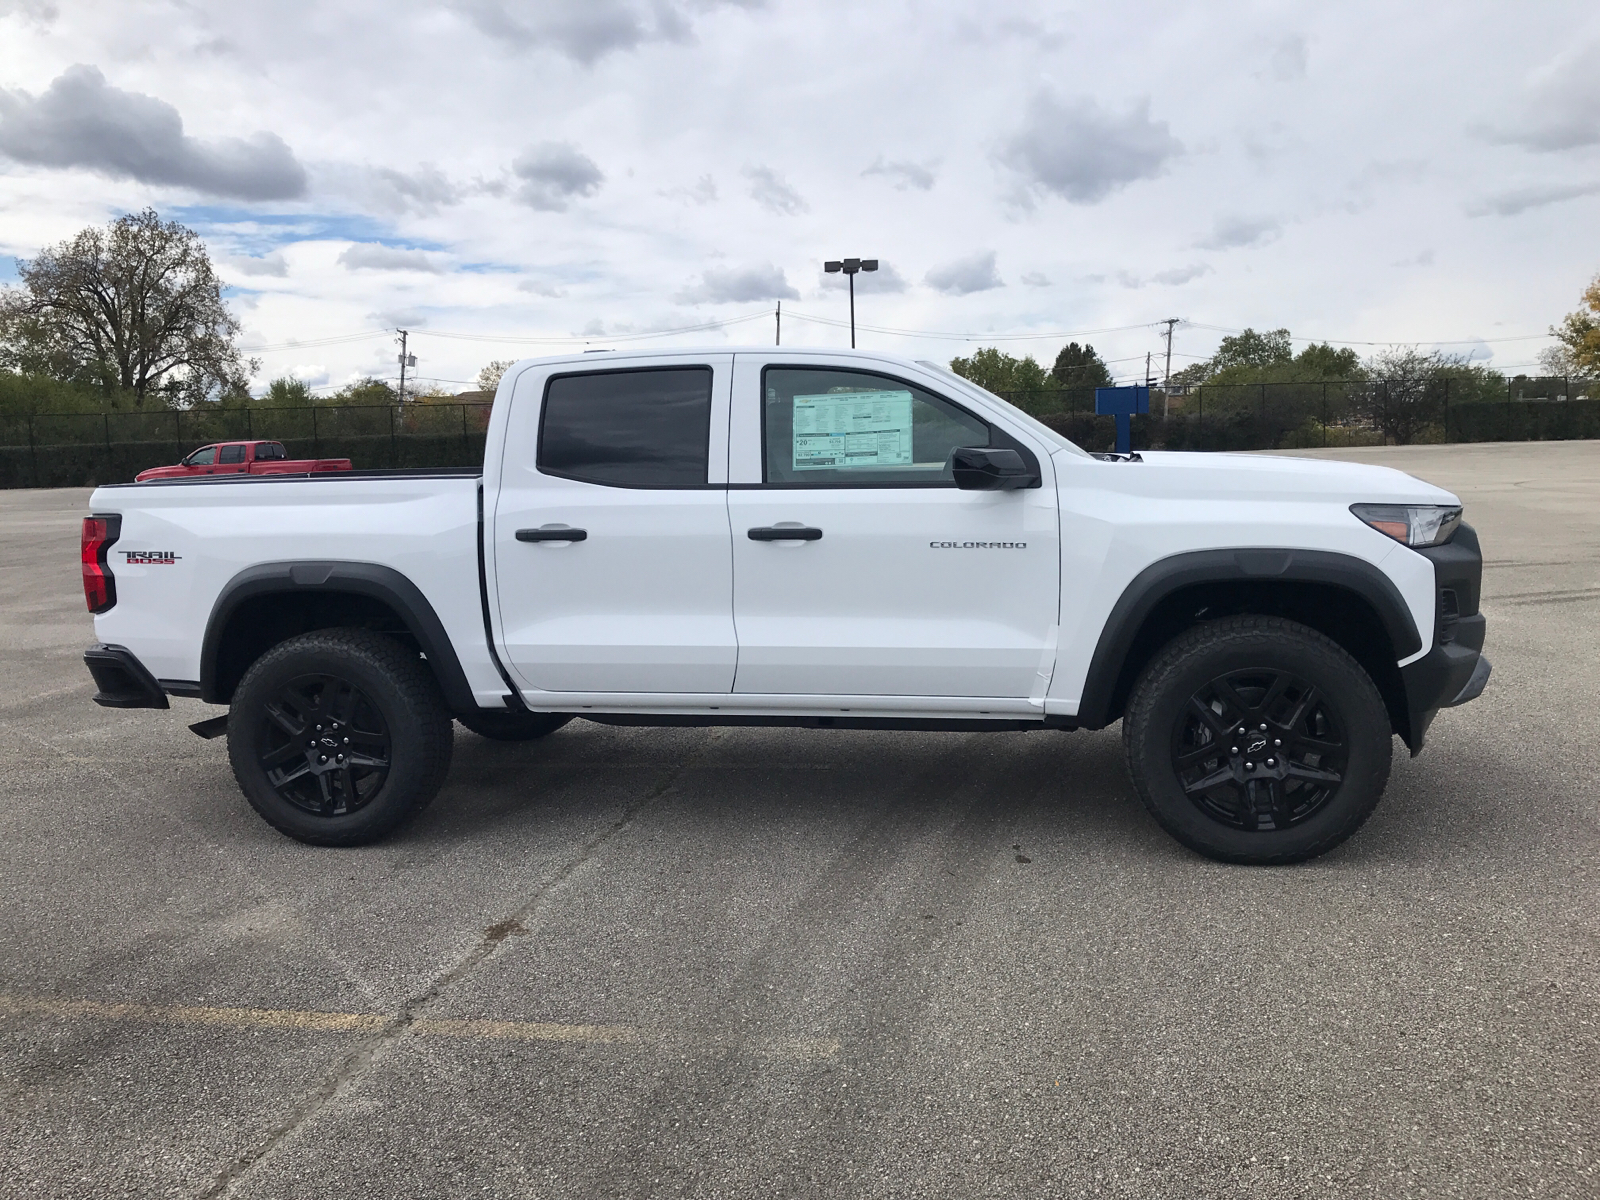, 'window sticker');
792,390,914,471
